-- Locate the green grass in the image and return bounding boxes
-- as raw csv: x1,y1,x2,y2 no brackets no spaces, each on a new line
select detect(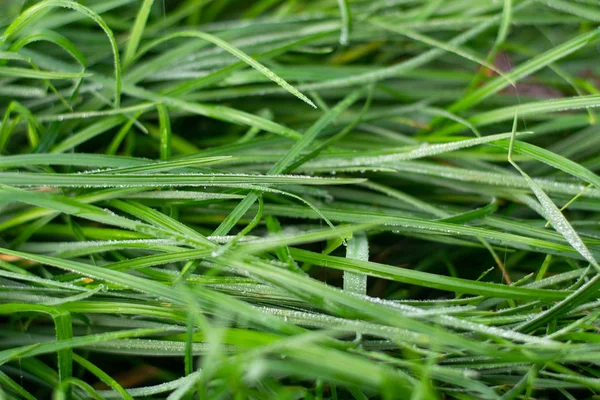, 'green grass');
2,0,600,398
